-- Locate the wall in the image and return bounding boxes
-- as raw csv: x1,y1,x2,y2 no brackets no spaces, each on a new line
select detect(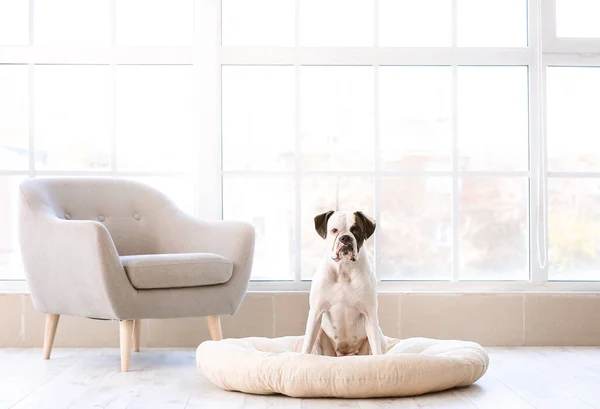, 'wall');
1,292,599,347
